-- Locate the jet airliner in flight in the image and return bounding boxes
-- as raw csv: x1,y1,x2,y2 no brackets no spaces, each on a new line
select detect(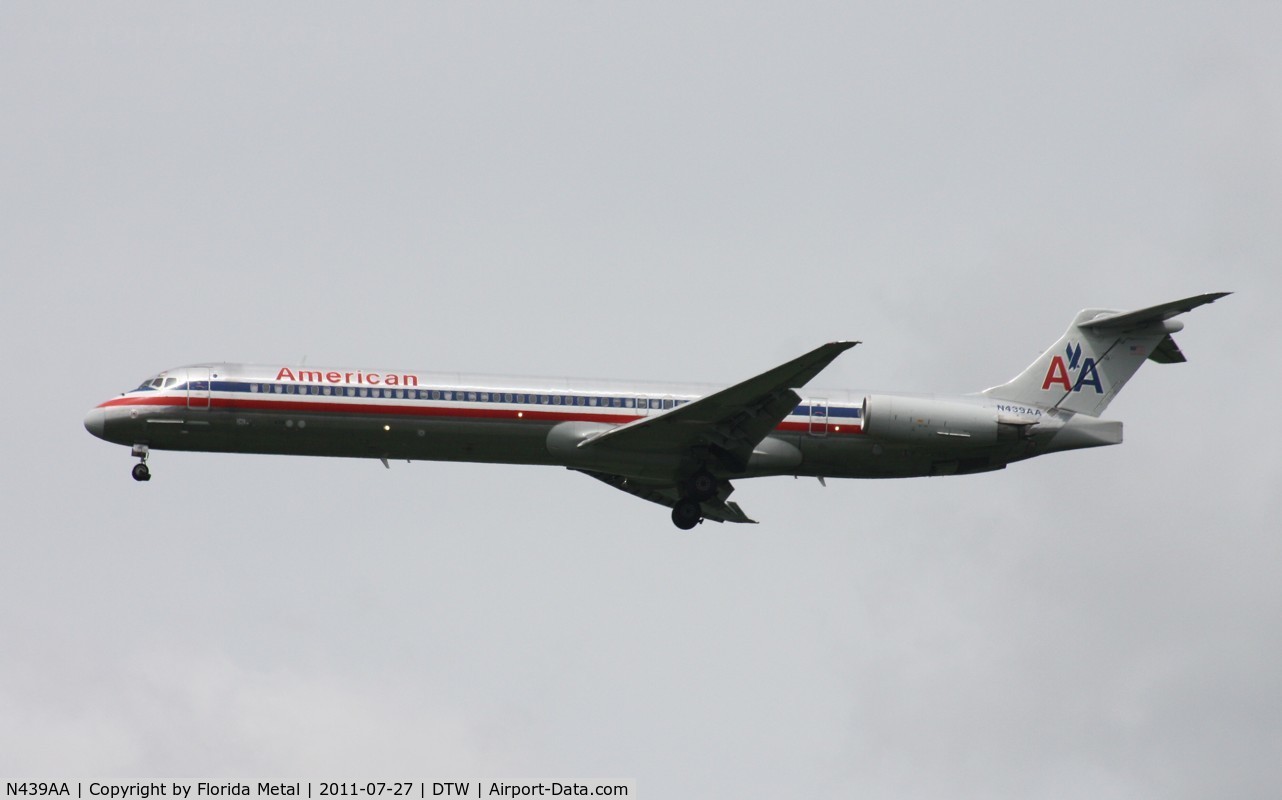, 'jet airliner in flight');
85,293,1226,528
